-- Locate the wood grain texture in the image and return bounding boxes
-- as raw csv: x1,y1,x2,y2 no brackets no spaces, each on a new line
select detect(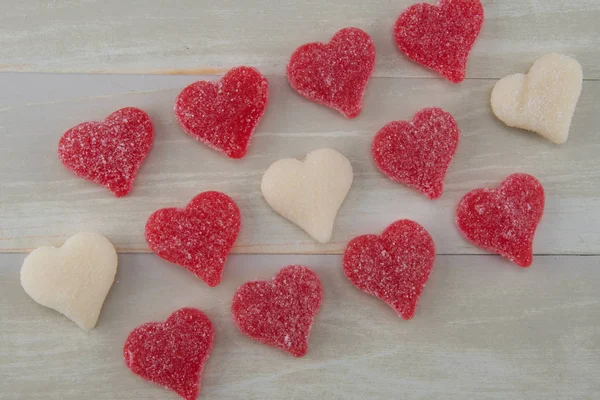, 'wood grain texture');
0,0,599,79
1,2,599,399
1,73,599,254
1,254,598,400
